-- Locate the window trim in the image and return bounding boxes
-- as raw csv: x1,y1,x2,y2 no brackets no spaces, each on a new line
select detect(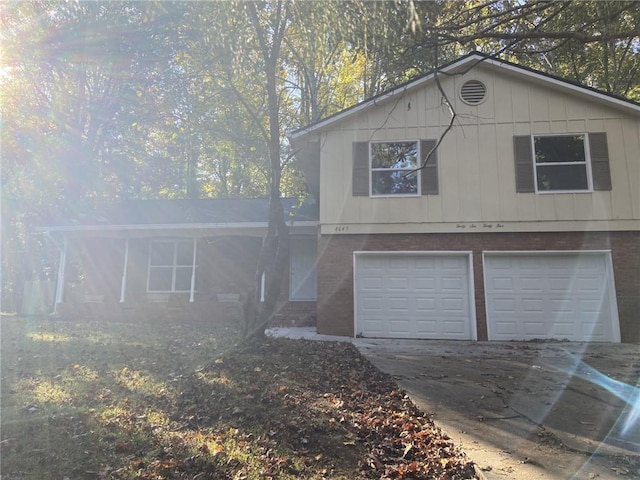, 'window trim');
147,239,197,293
369,139,421,197
531,133,594,194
